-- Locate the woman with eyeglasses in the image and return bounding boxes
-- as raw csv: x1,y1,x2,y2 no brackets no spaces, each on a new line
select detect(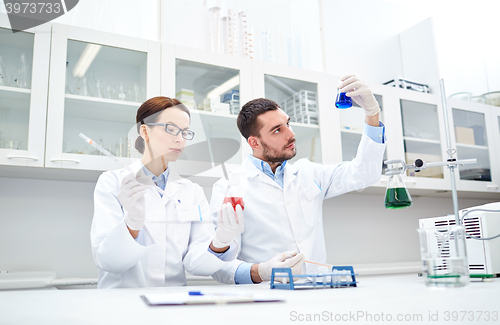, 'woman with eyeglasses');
91,97,243,288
